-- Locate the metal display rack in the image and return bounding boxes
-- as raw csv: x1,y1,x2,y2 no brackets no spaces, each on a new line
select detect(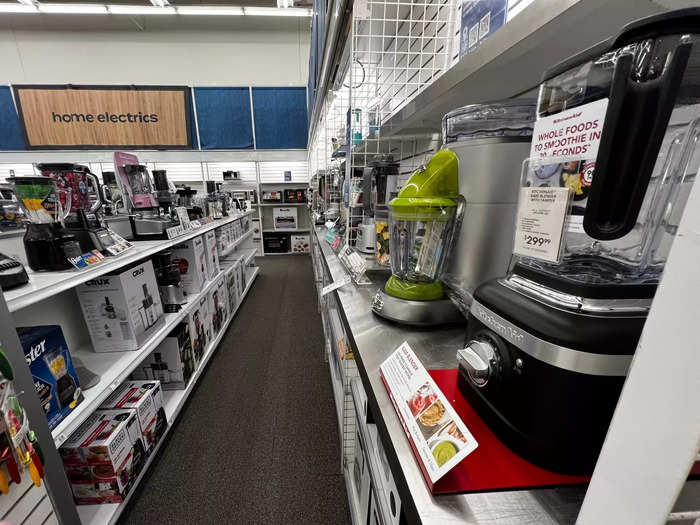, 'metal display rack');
0,212,260,525
308,0,700,523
